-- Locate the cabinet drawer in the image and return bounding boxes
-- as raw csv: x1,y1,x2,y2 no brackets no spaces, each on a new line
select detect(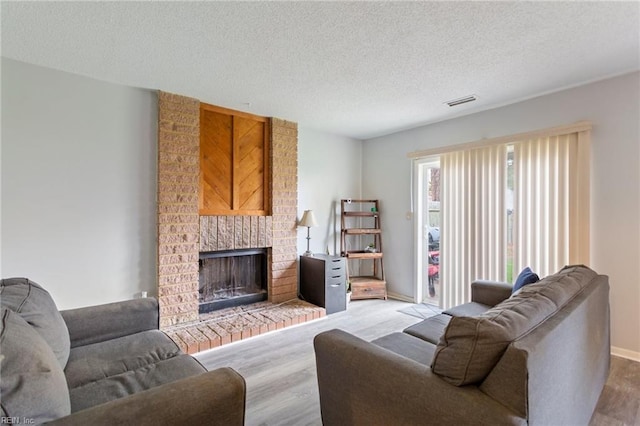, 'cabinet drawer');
351,281,386,290
327,269,345,280
326,260,345,275
327,276,345,288
352,287,387,299
326,279,345,293
351,281,387,299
